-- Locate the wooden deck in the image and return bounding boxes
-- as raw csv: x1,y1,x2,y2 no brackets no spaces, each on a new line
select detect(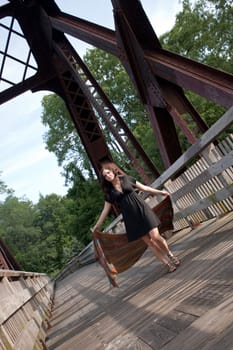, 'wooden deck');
46,211,233,350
